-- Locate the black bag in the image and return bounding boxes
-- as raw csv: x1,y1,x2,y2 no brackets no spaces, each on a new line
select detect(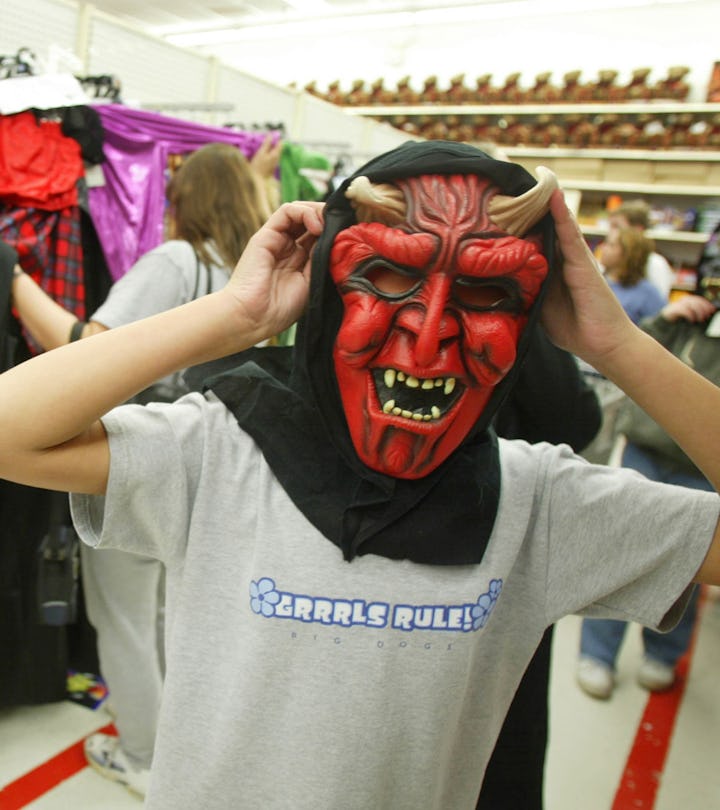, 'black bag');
0,240,24,374
36,493,80,627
